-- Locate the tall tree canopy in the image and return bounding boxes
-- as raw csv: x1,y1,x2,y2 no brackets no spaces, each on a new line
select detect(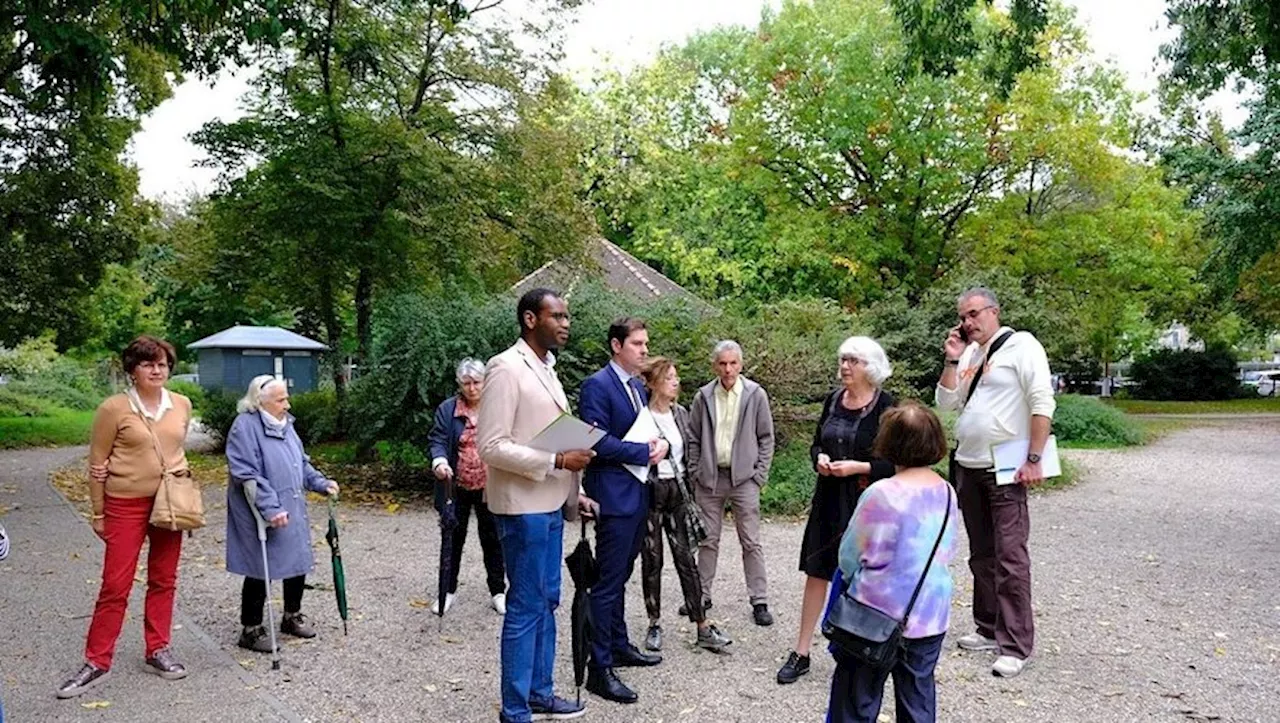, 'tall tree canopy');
0,1,292,346
185,0,592,401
